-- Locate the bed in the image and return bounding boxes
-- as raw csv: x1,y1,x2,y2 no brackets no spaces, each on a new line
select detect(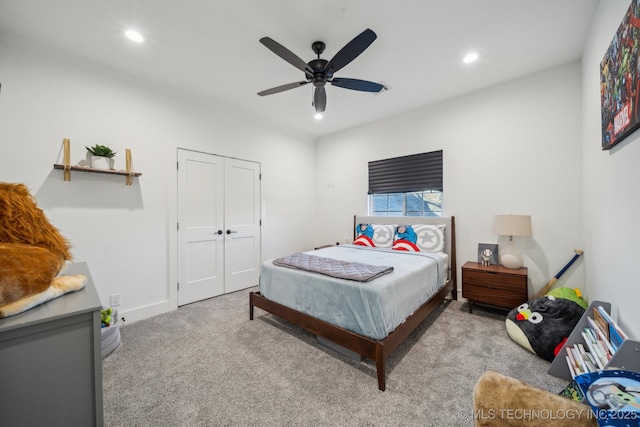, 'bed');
249,215,457,391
